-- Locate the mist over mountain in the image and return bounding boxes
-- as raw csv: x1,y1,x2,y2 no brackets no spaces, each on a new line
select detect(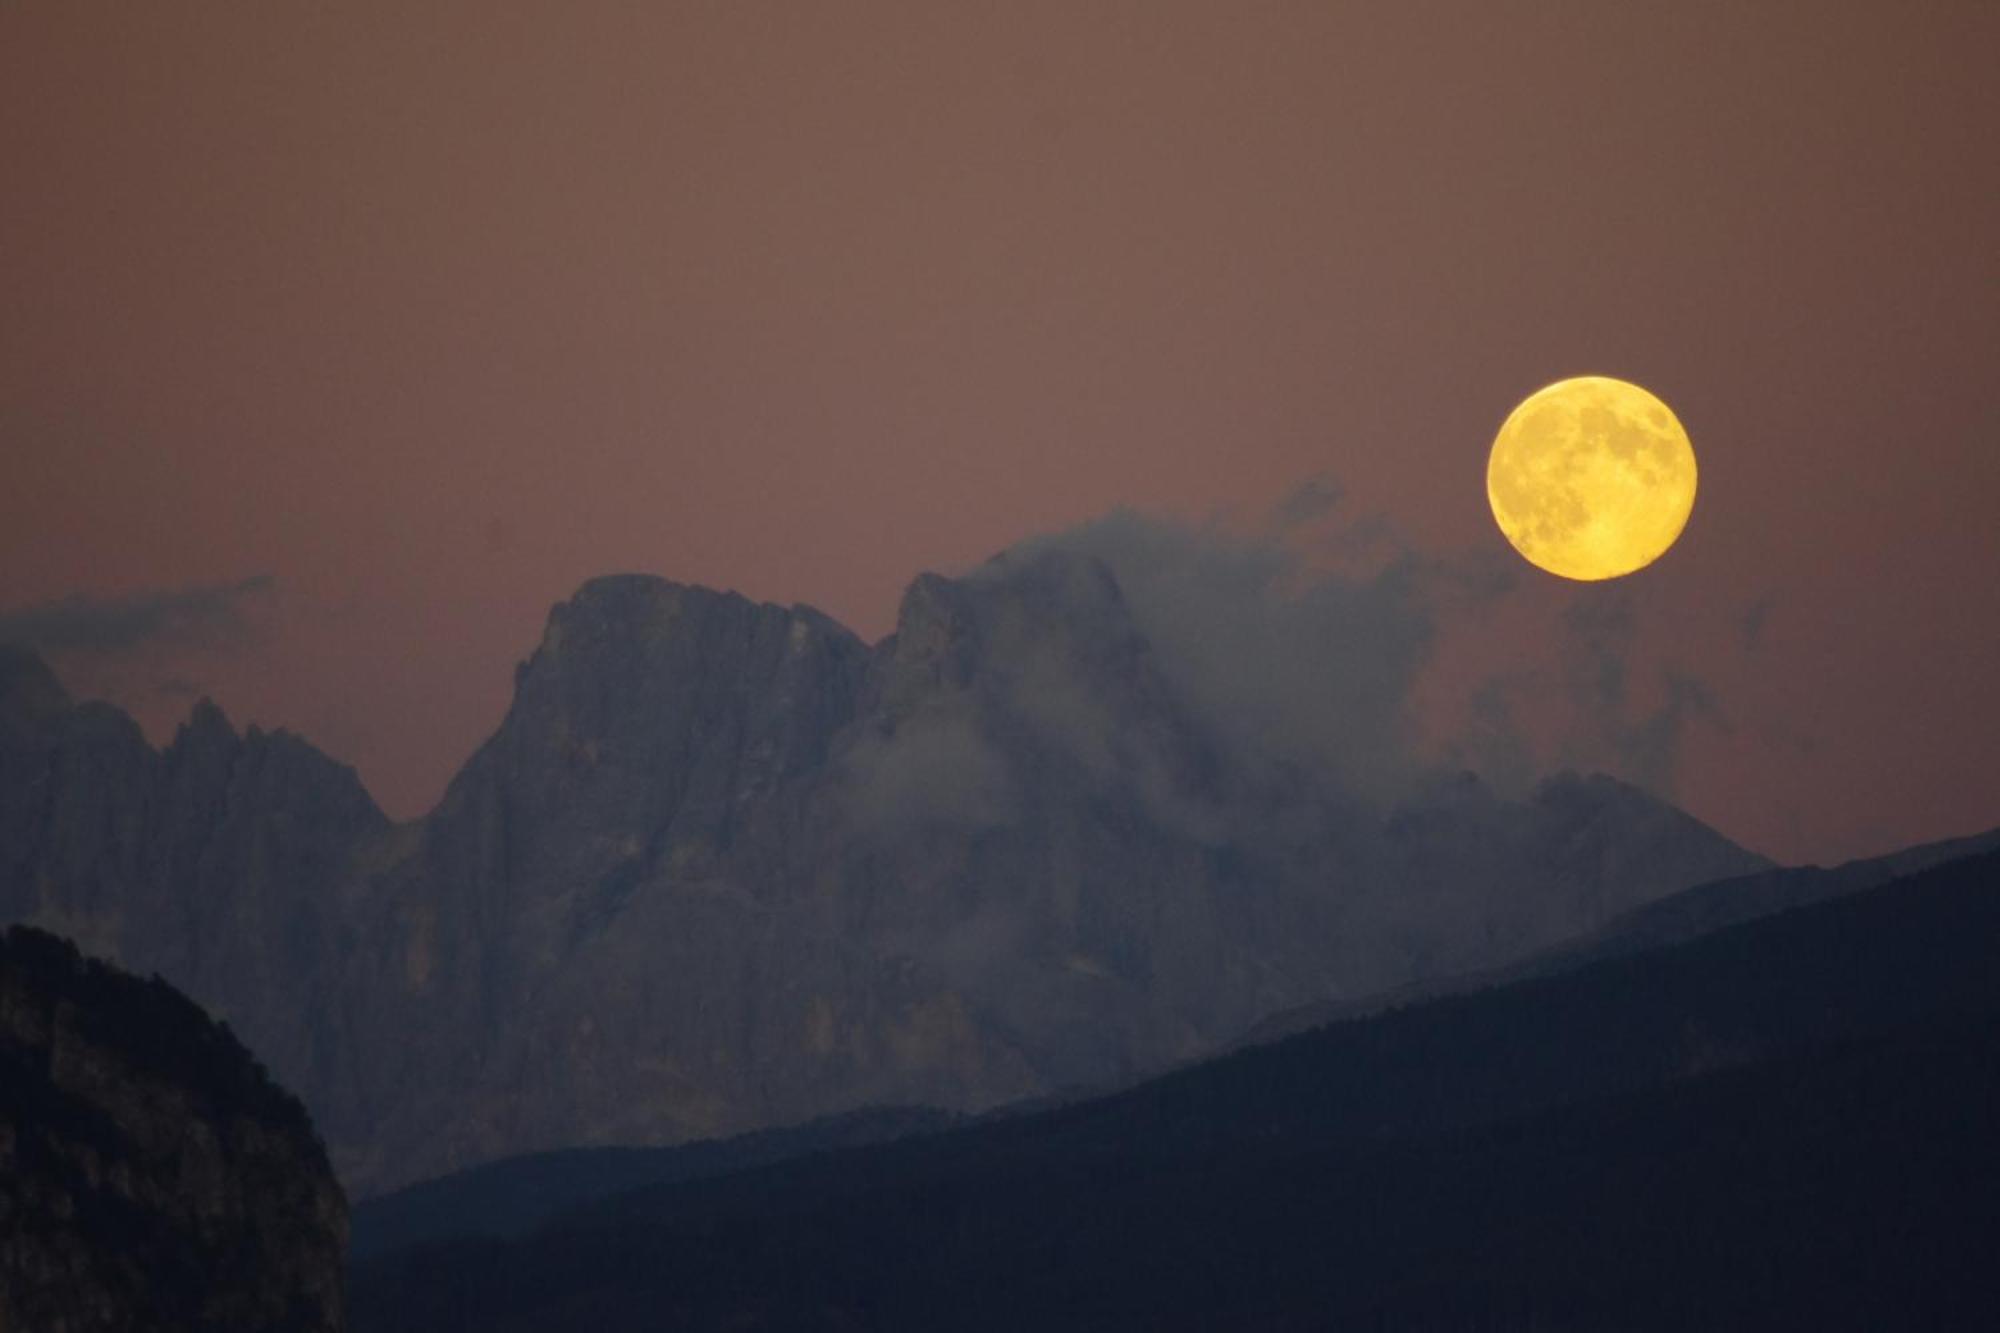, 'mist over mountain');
0,525,1765,1194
